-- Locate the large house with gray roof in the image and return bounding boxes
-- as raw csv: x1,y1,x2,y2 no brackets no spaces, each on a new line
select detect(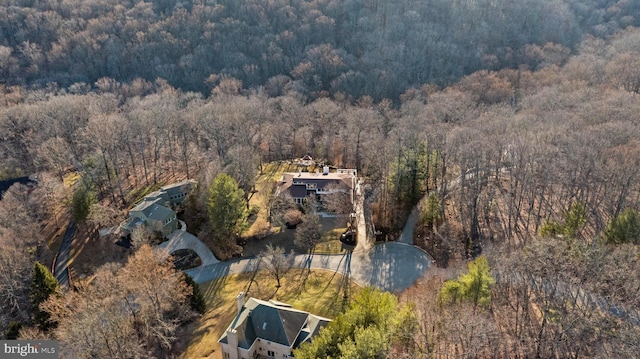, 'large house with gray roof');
122,180,196,235
276,167,357,216
219,293,330,359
